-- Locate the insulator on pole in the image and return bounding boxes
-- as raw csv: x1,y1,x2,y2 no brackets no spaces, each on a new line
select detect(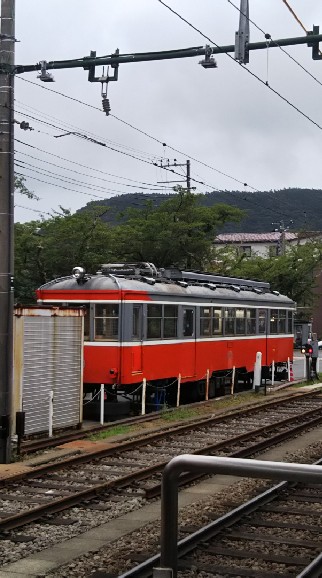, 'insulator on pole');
102,97,111,116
